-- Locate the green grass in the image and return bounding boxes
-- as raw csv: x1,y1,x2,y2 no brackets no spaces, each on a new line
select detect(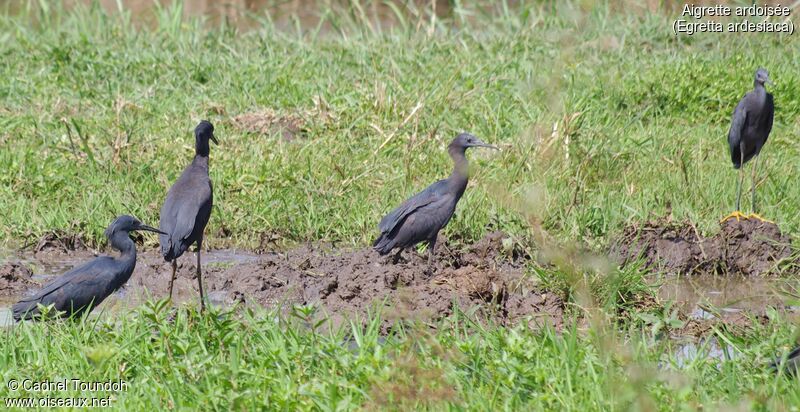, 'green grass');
2,0,800,410
1,302,799,411
1,1,798,248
